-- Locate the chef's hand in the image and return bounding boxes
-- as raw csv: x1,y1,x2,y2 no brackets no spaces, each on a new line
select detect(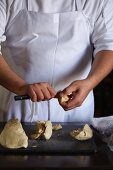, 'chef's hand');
21,82,56,102
57,79,92,111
